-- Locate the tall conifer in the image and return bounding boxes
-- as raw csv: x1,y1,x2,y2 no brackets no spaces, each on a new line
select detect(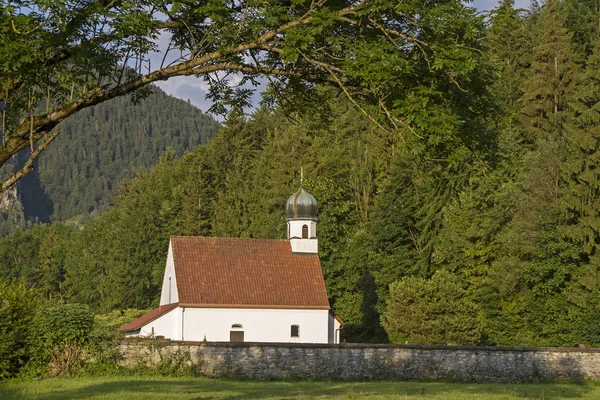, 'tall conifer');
563,39,600,255
520,0,577,142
